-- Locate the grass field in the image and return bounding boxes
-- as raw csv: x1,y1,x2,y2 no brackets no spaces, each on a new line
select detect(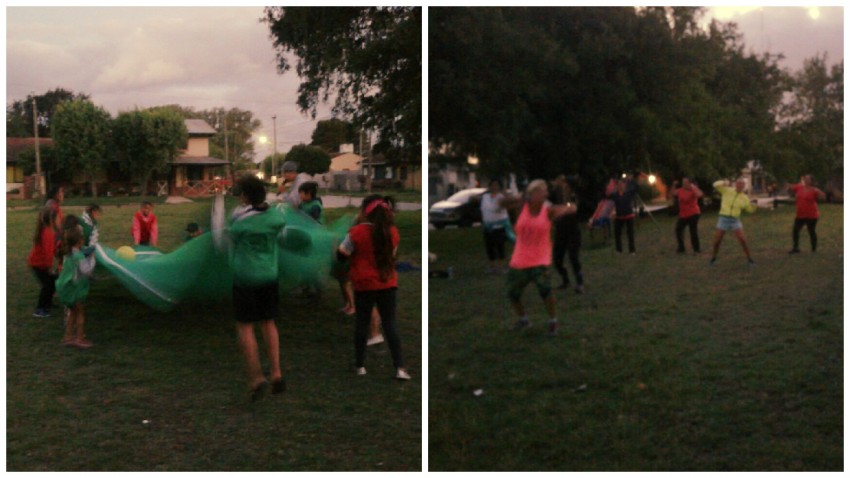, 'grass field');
428,205,843,471
6,198,421,471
